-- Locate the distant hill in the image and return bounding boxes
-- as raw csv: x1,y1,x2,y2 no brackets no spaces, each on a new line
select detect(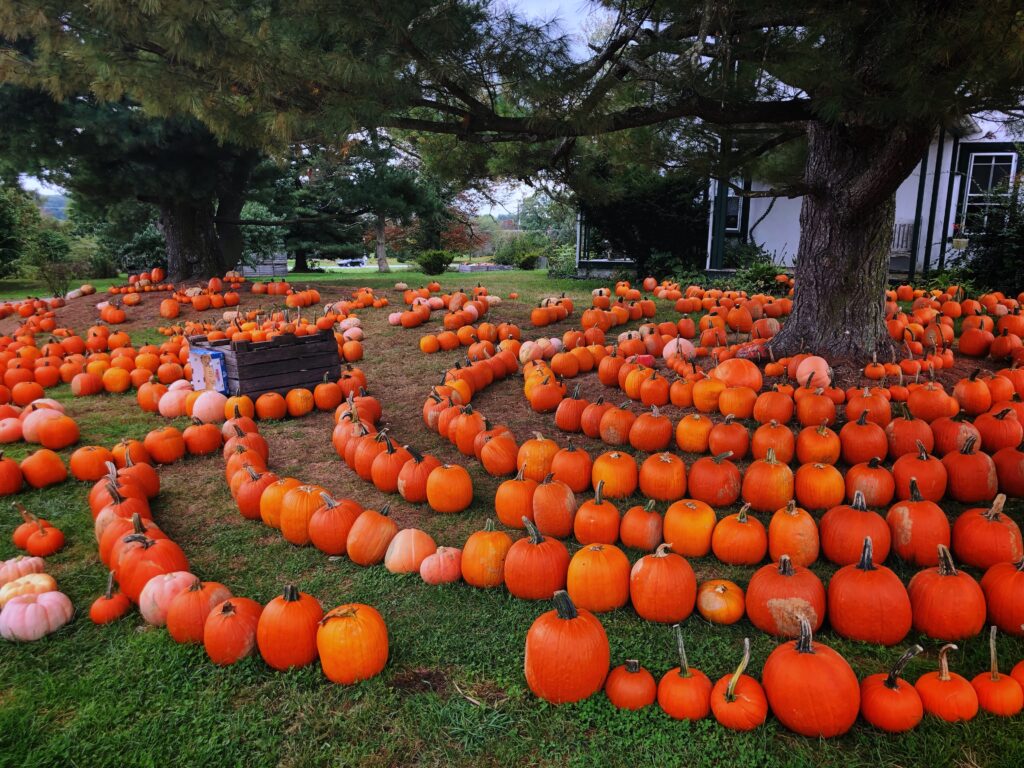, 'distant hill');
38,194,68,220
